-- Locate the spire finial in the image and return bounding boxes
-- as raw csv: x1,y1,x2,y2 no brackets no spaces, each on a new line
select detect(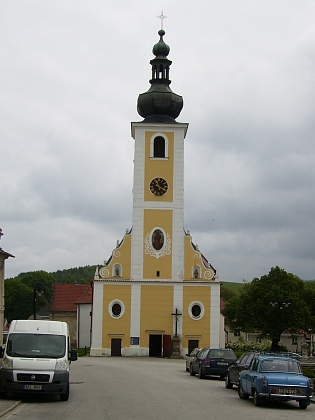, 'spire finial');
157,11,167,29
